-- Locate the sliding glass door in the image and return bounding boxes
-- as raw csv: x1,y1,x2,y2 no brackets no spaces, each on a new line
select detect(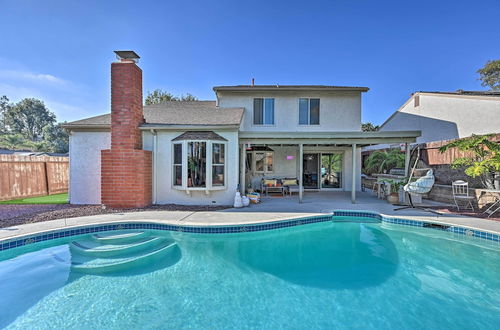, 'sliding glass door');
321,153,343,189
303,154,319,189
